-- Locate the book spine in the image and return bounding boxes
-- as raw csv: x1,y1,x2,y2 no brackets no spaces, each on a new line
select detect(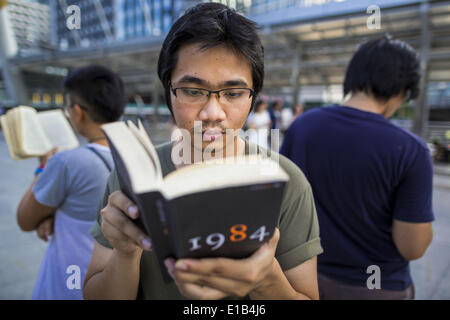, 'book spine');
137,192,174,283
163,201,182,259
